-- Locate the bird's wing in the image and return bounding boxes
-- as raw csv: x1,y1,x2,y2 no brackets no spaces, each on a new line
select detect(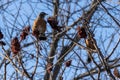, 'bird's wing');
32,19,38,31
38,19,46,33
85,39,89,47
